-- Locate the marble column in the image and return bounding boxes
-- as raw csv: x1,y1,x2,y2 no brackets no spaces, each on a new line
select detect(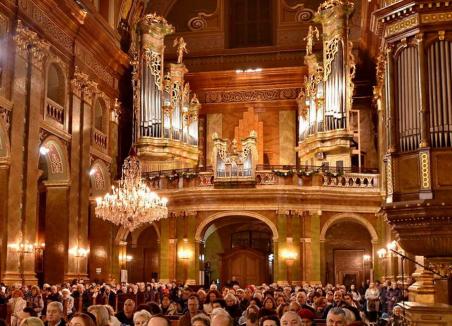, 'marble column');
311,212,321,283
43,182,70,284
275,211,287,285
158,218,170,283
